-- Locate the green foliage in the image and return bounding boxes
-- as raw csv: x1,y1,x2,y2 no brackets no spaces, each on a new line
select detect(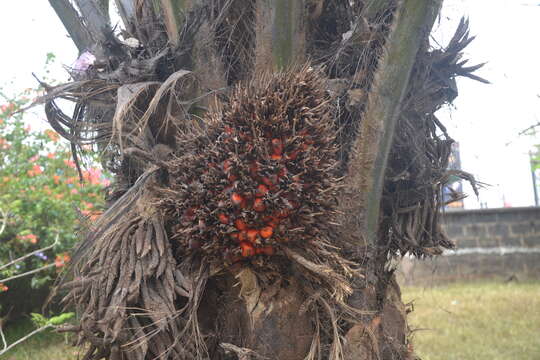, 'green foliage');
0,70,108,294
30,313,49,328
30,312,75,327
